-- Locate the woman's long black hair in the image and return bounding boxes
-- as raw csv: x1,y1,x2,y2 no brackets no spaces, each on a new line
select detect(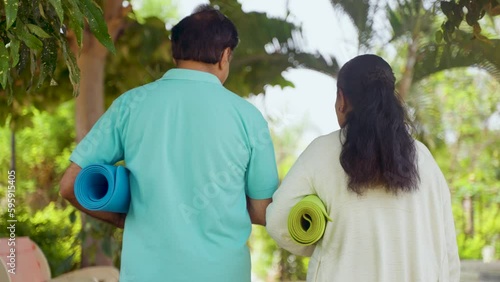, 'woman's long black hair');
337,54,419,195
